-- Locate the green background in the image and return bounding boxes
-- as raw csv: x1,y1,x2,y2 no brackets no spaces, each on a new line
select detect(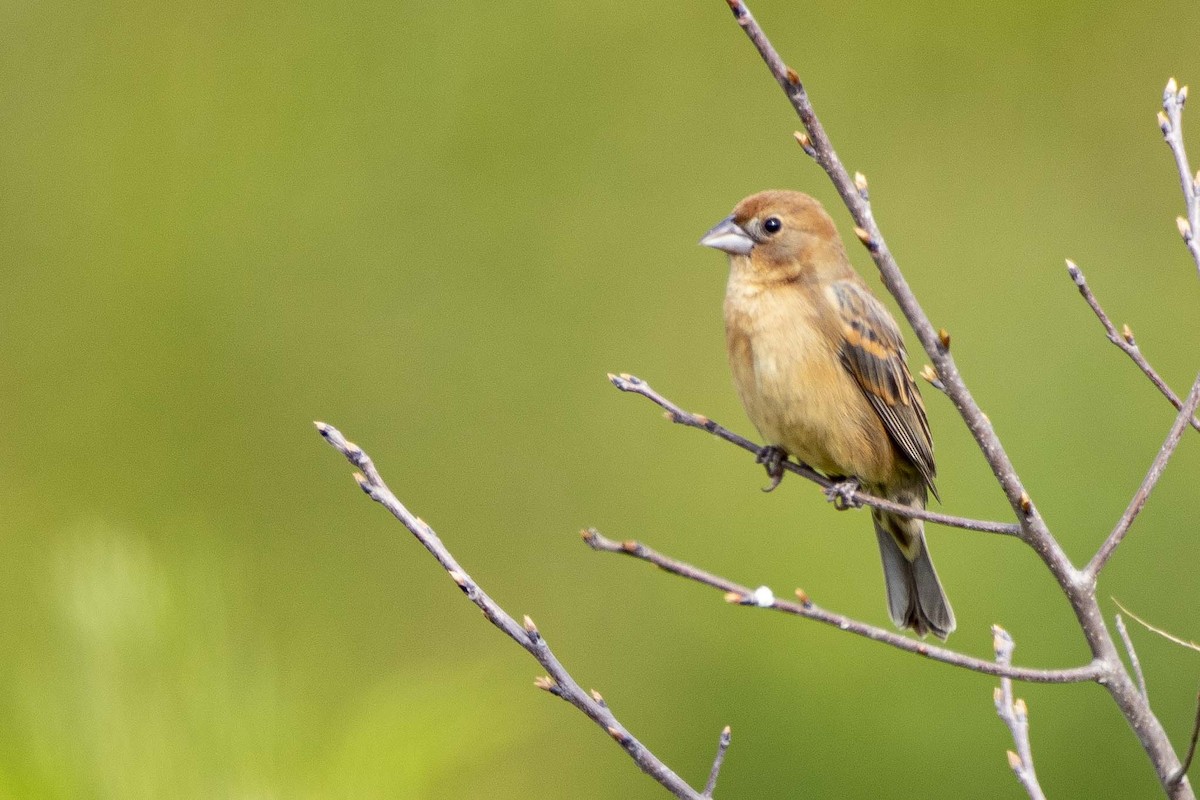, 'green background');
3,1,1199,797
